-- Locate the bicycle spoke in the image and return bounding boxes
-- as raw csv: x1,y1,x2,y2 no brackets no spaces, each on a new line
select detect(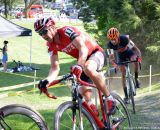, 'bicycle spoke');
110,93,132,130
1,114,41,130
60,109,78,130
54,101,98,130
59,108,91,130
